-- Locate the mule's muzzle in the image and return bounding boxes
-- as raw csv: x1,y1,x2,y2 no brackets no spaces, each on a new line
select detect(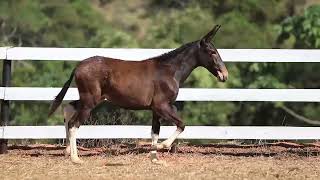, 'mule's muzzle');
217,69,228,82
